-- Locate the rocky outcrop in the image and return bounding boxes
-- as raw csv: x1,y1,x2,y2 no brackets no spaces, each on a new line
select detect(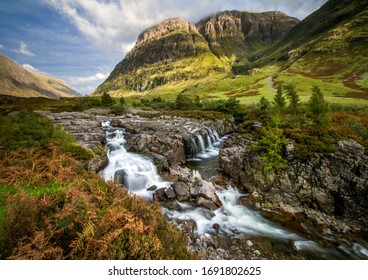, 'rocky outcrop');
37,111,108,173
197,11,299,58
220,134,368,233
153,166,222,211
109,113,234,166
